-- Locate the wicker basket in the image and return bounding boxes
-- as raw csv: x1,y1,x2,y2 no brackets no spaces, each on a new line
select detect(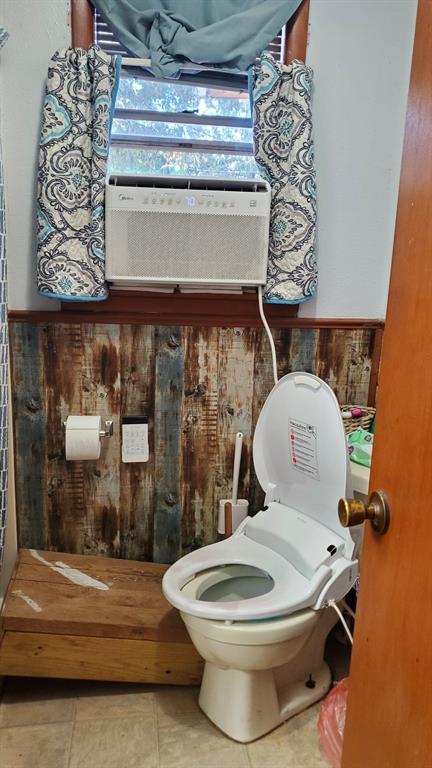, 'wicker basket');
340,405,375,435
